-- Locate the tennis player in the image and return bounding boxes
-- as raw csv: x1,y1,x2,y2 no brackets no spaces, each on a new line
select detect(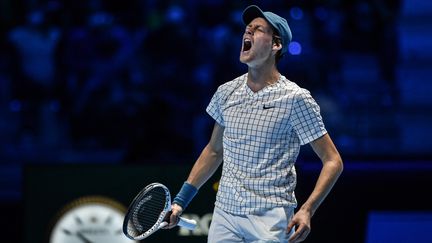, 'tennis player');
167,5,343,243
